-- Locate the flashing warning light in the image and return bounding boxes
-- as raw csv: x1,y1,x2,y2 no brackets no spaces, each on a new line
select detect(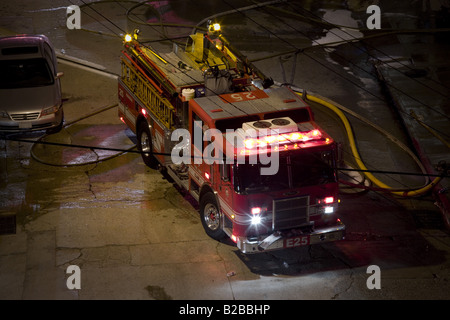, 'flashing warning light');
324,197,334,204
205,172,210,180
231,234,238,243
318,197,334,204
319,197,336,215
141,108,147,117
244,139,255,149
243,129,323,149
251,207,261,215
208,22,221,33
133,28,140,40
124,34,132,42
289,132,301,140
